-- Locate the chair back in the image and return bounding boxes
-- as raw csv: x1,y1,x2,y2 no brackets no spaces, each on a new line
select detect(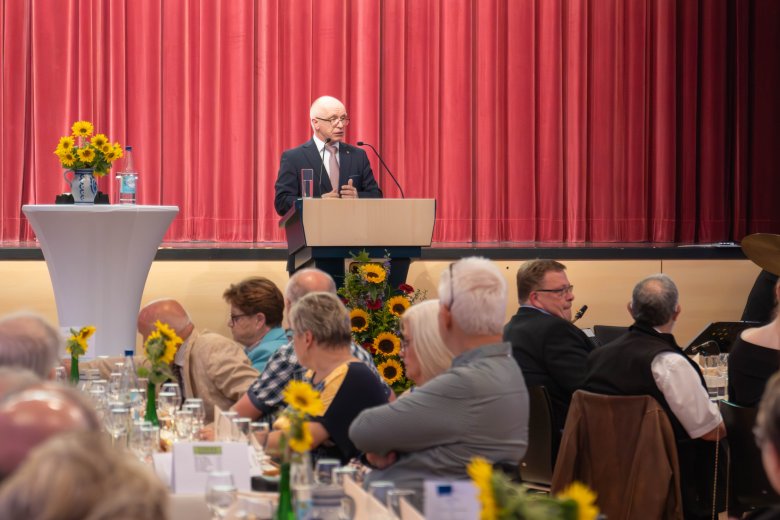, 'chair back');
592,325,629,346
519,385,554,489
719,400,780,513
